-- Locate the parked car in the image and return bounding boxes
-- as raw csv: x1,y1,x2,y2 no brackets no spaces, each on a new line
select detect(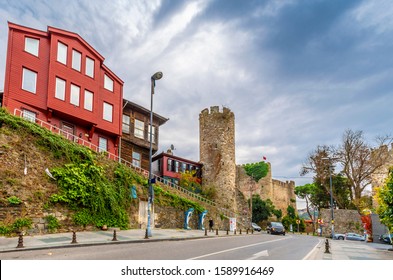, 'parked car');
251,223,262,232
333,233,346,240
334,232,365,241
266,222,286,235
379,233,393,244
